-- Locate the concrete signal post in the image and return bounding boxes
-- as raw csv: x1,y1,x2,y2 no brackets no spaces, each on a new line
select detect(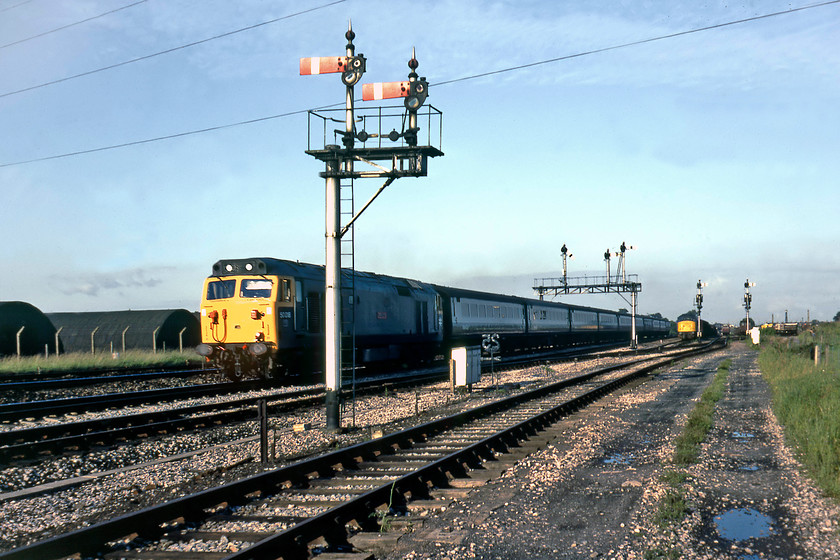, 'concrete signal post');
301,25,443,431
